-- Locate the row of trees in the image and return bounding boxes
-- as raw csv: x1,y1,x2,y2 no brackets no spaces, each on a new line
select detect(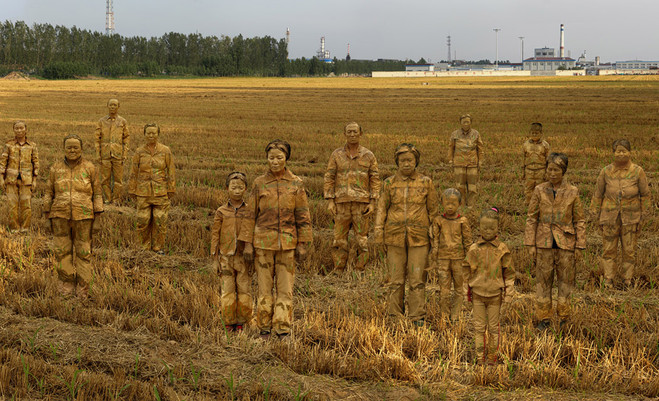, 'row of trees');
0,20,406,78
